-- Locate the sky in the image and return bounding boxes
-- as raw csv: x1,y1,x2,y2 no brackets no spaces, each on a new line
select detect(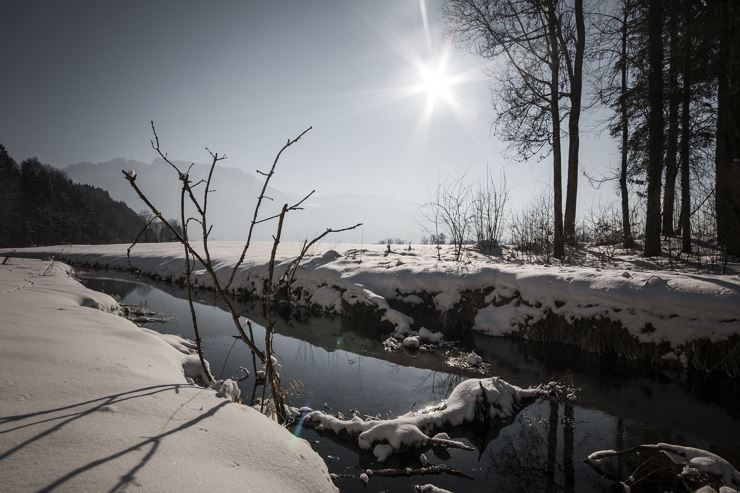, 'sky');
0,0,618,213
